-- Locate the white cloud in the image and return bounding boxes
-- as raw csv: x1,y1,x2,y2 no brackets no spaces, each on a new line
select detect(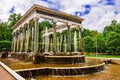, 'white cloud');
82,3,120,32
0,0,49,22
0,0,120,32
